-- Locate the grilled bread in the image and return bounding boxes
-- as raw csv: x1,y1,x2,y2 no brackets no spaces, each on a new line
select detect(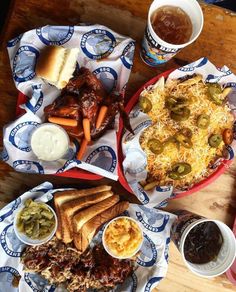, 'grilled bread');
72,194,120,234
61,191,113,243
54,185,112,240
73,201,129,252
